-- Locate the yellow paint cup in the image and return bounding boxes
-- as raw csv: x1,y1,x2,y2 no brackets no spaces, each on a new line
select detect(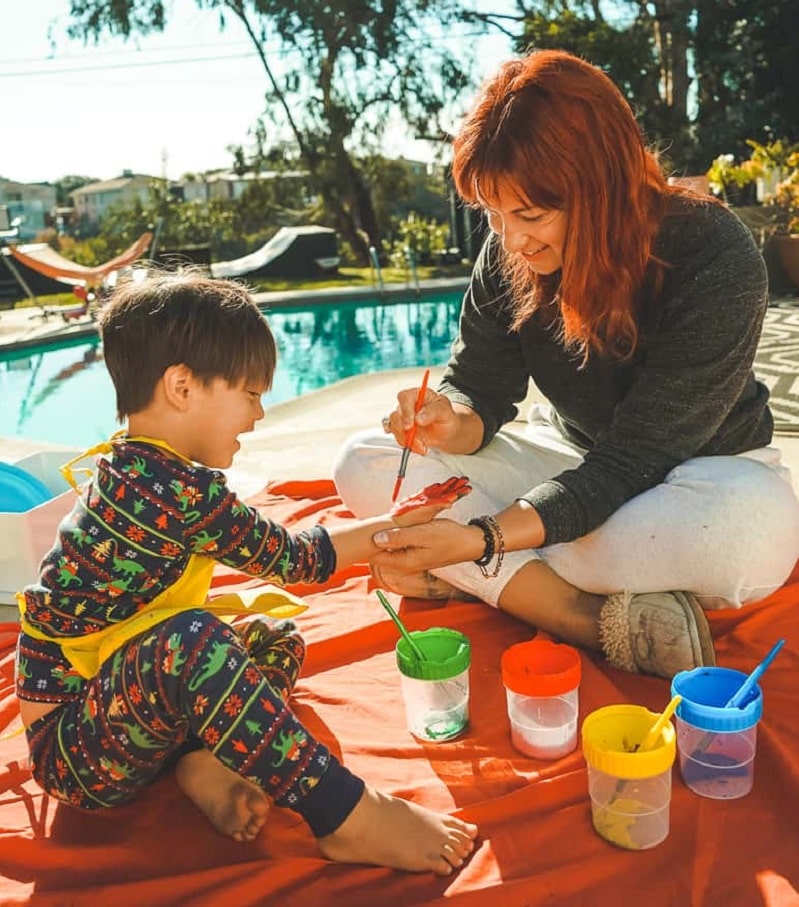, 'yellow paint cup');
581,704,676,850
